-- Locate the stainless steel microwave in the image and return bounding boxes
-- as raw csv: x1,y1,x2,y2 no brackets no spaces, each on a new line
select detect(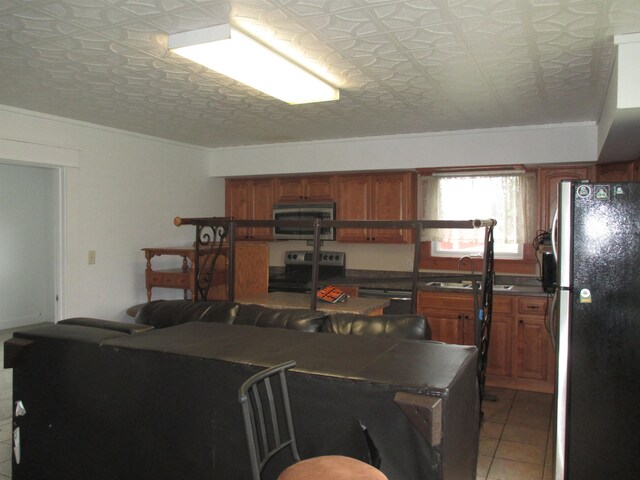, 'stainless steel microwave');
272,203,335,240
